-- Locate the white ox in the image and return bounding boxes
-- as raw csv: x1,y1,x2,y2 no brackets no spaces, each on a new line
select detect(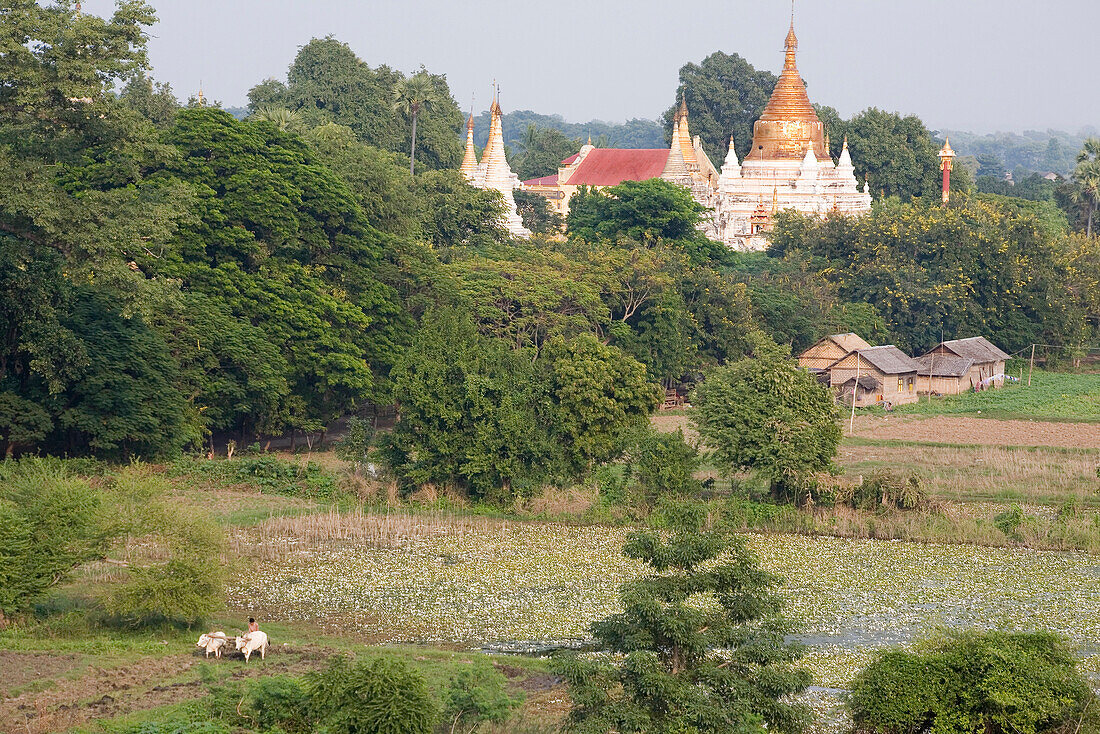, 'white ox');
195,632,228,658
234,630,269,661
